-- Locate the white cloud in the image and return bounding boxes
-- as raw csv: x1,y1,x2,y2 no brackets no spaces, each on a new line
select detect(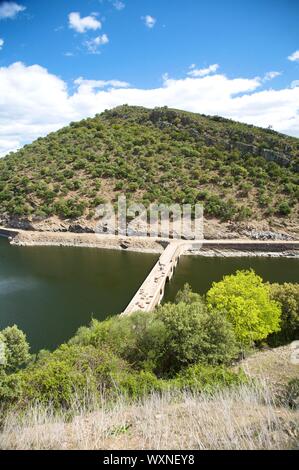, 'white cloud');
68,12,102,33
143,15,156,29
0,1,25,19
288,50,299,62
0,38,4,50
74,78,130,89
188,64,219,77
84,34,109,54
263,71,281,81
1,61,299,157
113,1,125,10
